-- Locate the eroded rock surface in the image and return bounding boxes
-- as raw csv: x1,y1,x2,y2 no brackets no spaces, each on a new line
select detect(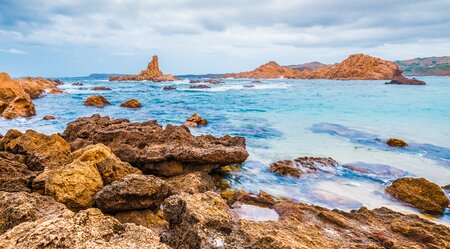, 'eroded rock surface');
386,177,449,214
114,209,168,236
62,114,249,176
0,208,170,248
269,156,338,178
0,72,36,119
95,174,169,213
0,158,35,192
166,172,217,195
